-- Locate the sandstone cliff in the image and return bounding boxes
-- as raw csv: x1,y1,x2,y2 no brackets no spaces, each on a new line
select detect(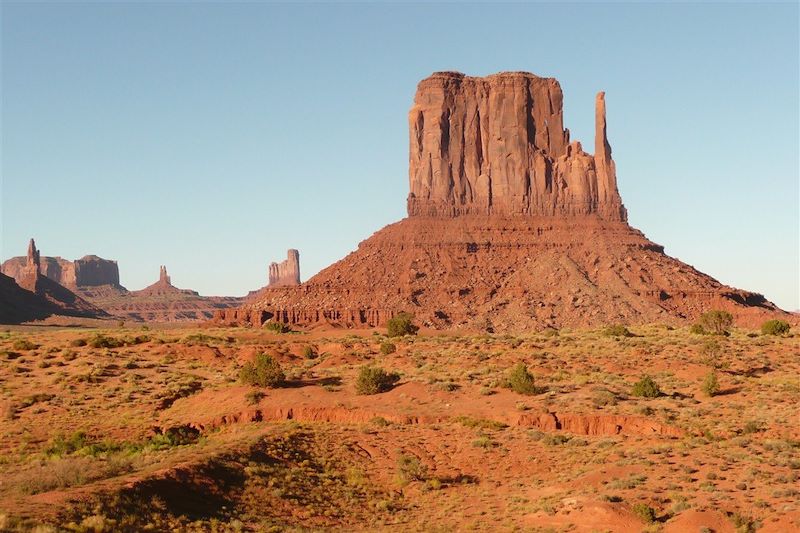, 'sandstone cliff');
407,72,626,220
268,250,301,287
2,251,122,291
218,71,785,331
